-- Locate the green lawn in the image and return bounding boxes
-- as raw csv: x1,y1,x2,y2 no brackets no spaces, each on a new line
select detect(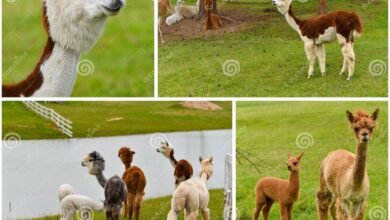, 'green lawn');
30,189,225,220
2,101,232,140
3,0,153,97
159,0,388,97
236,102,388,219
